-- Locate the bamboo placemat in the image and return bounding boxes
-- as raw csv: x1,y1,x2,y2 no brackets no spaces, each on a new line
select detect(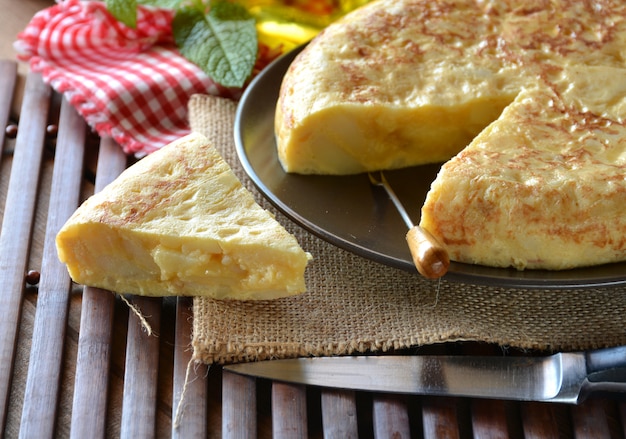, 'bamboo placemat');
3,63,626,438
0,63,209,438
